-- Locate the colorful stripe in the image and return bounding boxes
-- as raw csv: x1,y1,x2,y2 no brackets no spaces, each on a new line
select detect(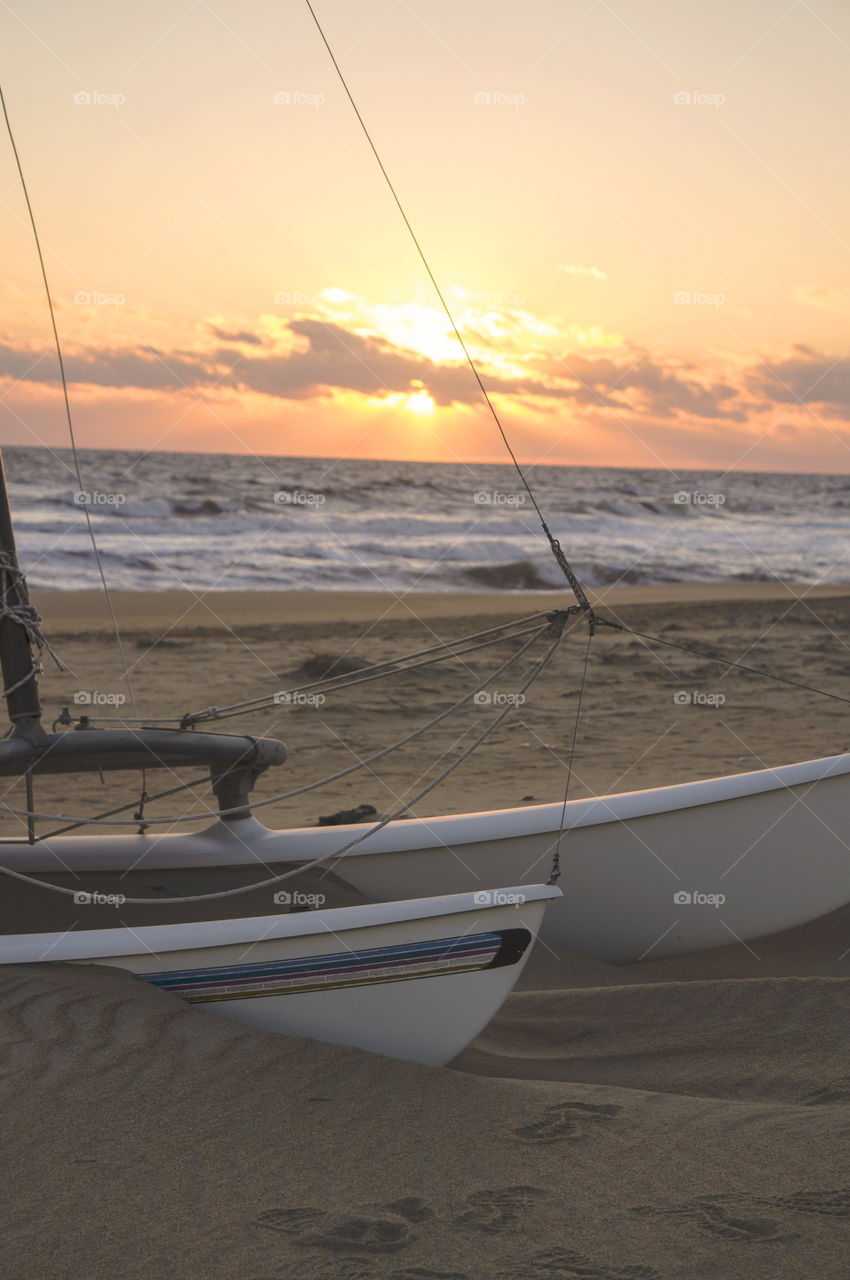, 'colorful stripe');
138,930,527,1005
